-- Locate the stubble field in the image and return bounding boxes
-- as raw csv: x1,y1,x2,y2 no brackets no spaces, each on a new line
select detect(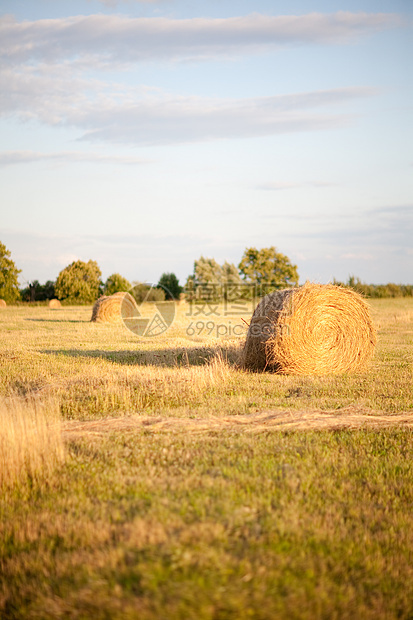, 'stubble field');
1,297,412,619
